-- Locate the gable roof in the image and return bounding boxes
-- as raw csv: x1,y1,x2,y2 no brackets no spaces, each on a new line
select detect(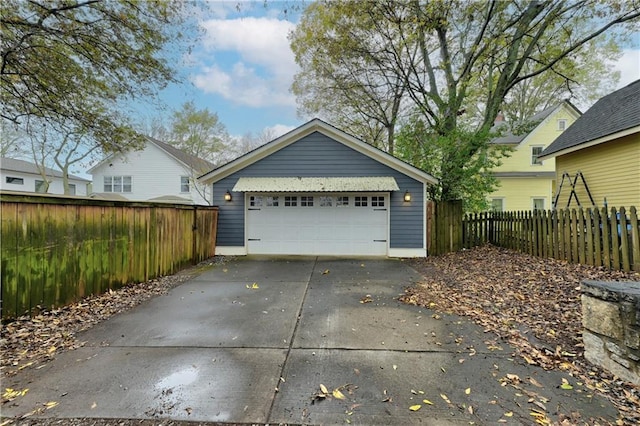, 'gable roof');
490,100,581,145
540,80,640,159
87,137,215,174
148,138,215,173
1,157,90,182
198,118,438,185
